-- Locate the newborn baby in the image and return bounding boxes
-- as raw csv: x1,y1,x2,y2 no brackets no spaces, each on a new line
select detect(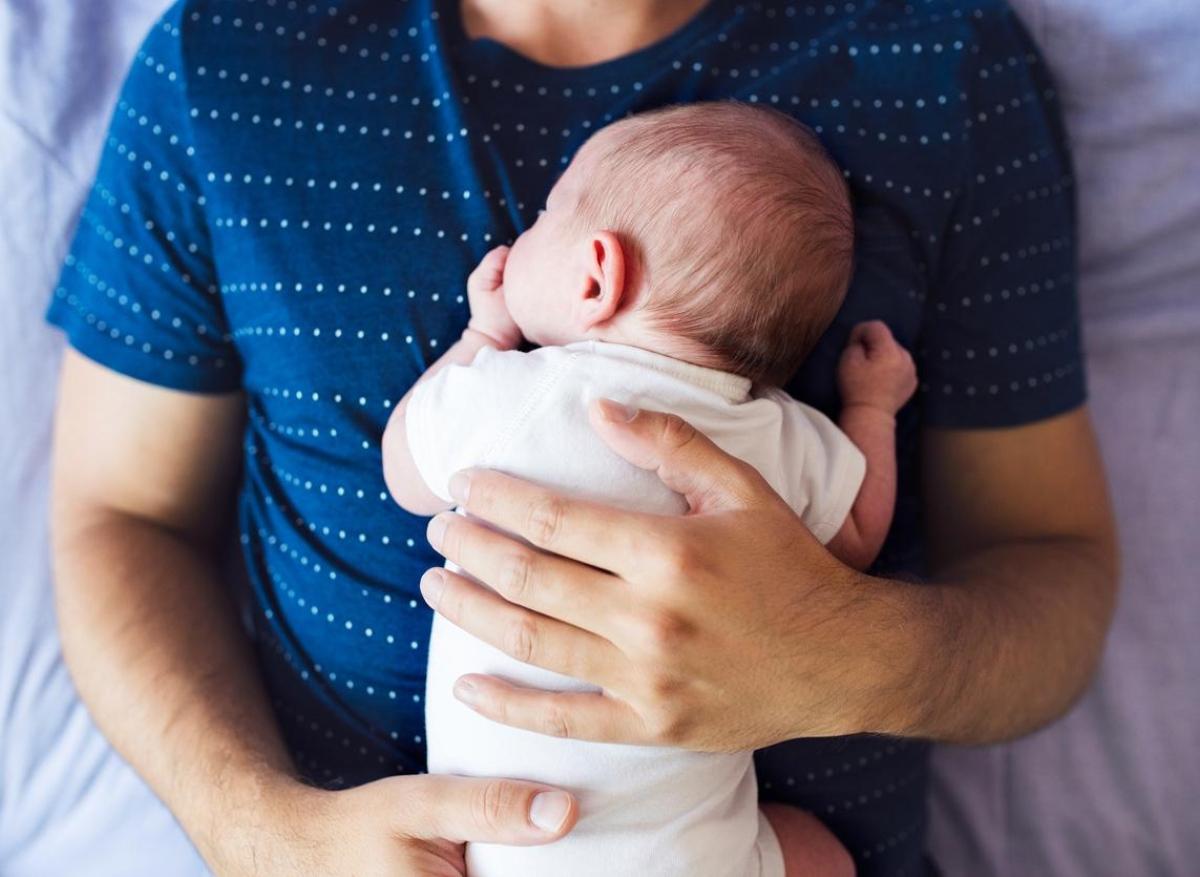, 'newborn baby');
384,102,916,877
